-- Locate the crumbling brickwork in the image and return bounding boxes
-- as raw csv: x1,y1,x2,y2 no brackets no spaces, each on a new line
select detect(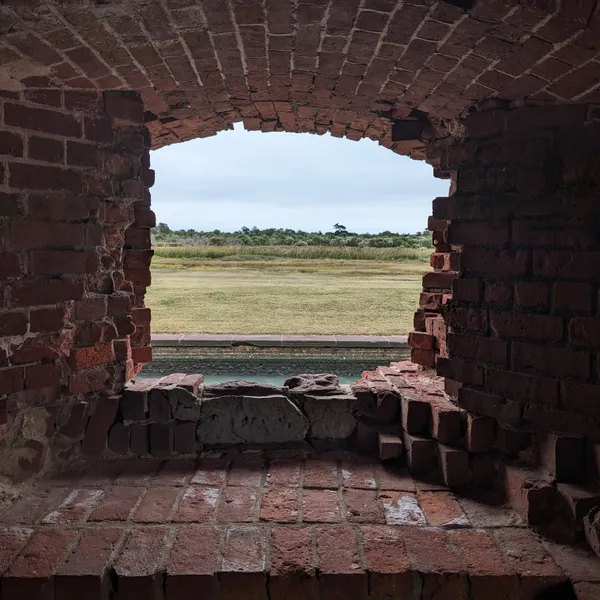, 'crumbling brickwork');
430,104,600,451
0,90,154,475
0,1,599,493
